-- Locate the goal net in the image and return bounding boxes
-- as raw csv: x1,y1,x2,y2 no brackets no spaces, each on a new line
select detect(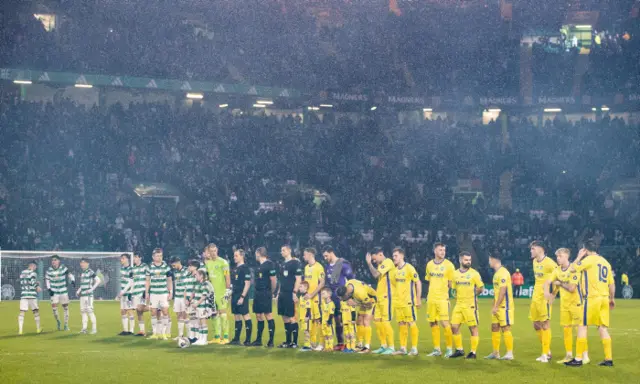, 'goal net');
0,250,131,302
